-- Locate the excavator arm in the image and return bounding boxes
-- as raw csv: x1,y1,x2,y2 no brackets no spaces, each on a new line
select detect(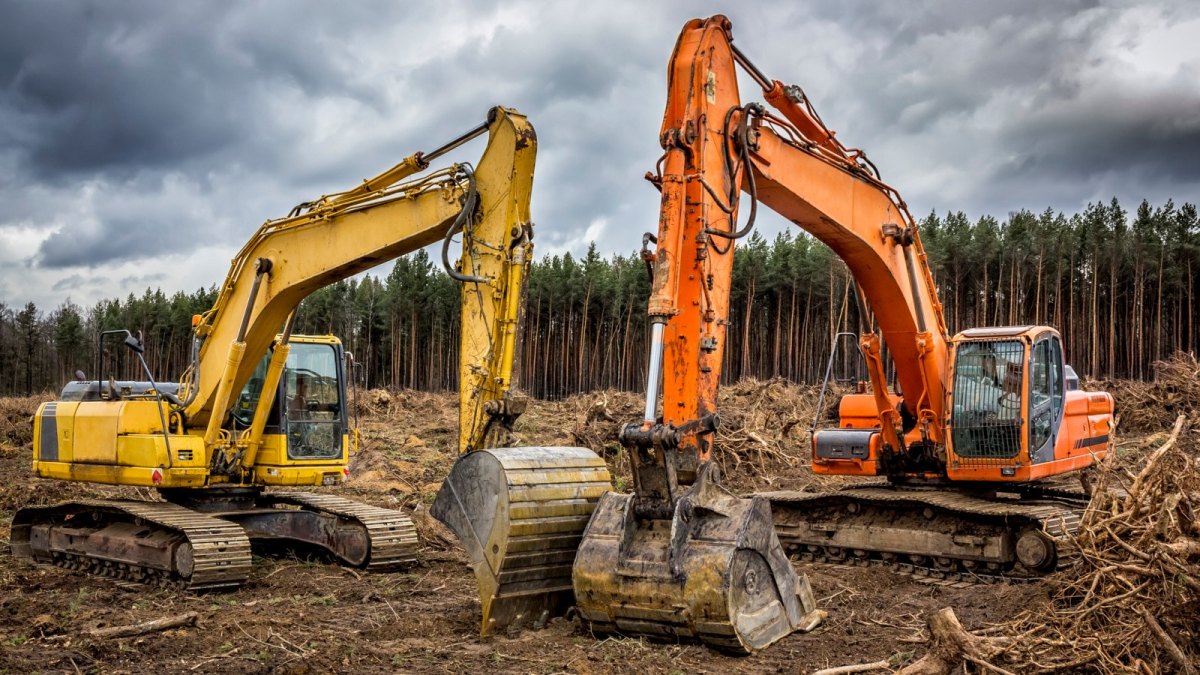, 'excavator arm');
180,106,535,464
572,16,830,653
